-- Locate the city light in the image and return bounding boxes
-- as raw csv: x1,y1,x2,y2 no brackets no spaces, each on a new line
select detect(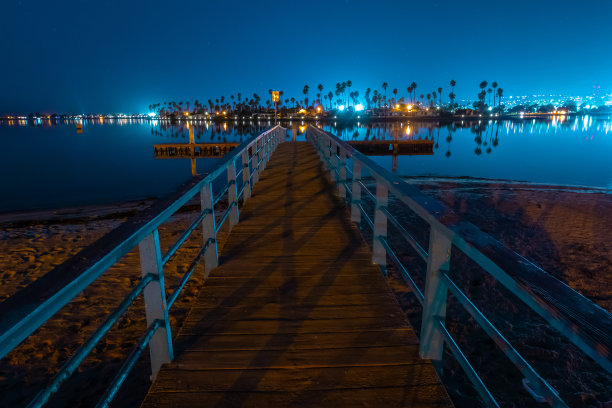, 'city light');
355,104,364,111
147,112,157,117
338,105,345,111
